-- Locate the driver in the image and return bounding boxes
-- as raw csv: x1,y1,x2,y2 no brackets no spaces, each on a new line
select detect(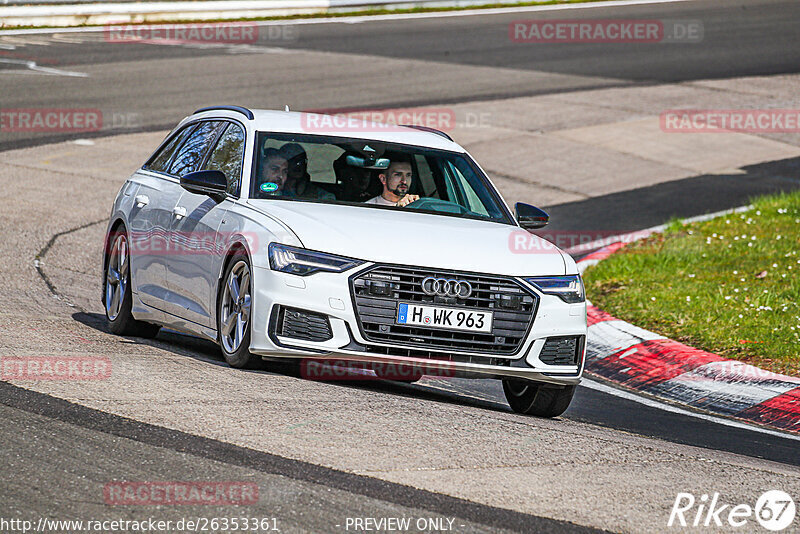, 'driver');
366,159,420,207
